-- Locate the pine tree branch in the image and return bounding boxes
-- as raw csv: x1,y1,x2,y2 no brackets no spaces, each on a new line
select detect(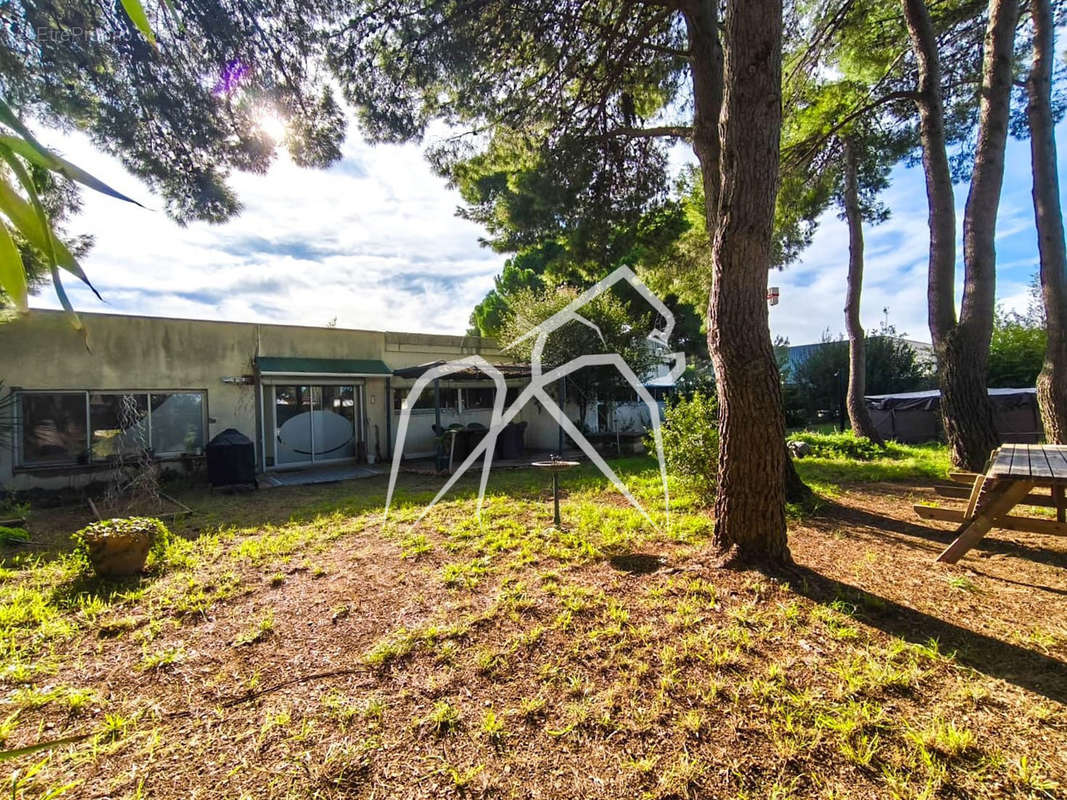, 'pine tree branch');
783,90,918,169
603,125,694,139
